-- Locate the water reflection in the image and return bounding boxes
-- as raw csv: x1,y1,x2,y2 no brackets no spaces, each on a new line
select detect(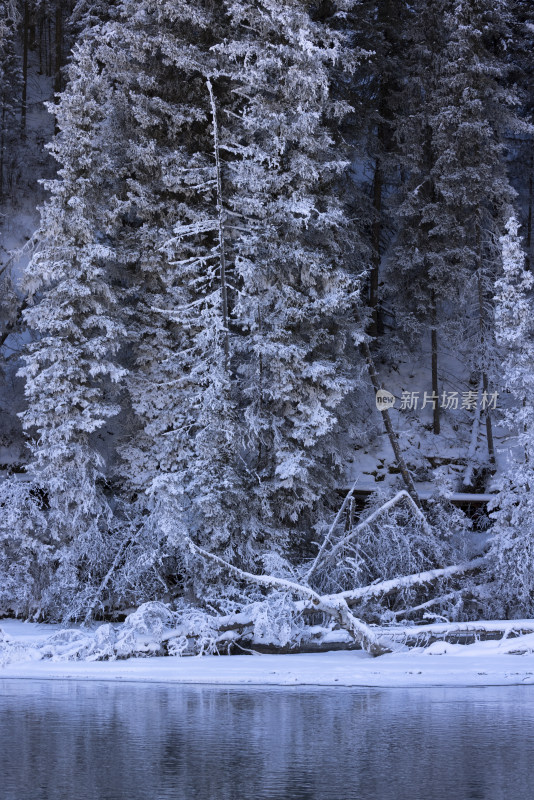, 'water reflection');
1,680,533,799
